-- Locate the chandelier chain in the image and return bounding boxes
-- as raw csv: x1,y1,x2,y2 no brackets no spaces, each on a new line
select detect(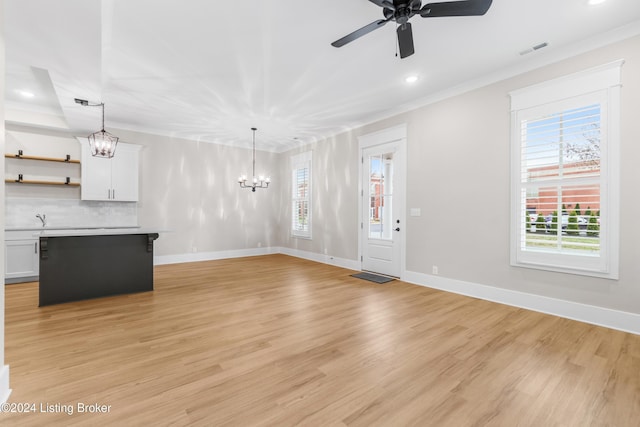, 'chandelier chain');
238,127,270,192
